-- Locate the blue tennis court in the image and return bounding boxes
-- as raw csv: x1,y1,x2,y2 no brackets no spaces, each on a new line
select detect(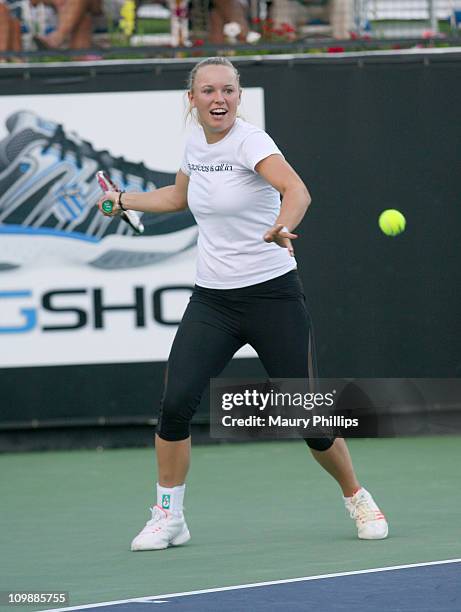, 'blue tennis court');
42,560,461,612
